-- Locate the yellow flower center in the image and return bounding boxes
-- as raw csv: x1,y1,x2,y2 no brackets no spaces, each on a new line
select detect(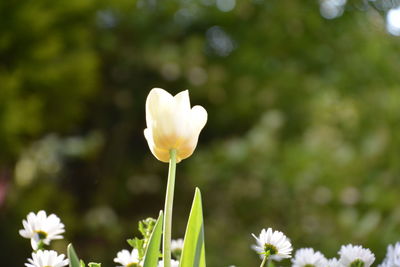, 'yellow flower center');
34,230,48,239
264,243,278,255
